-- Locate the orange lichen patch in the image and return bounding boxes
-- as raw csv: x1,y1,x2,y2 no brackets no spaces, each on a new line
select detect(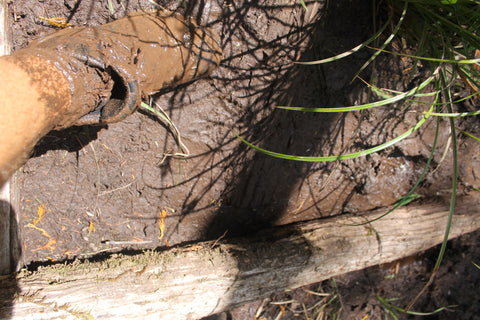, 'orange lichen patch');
63,248,81,256
88,221,96,235
38,237,57,253
39,16,70,28
33,204,46,225
158,209,168,240
25,223,57,253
